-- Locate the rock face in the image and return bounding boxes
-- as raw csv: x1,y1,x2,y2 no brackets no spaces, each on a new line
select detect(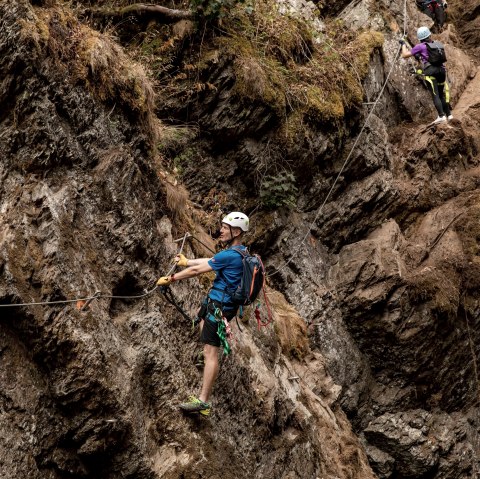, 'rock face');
364,409,478,478
1,0,480,478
